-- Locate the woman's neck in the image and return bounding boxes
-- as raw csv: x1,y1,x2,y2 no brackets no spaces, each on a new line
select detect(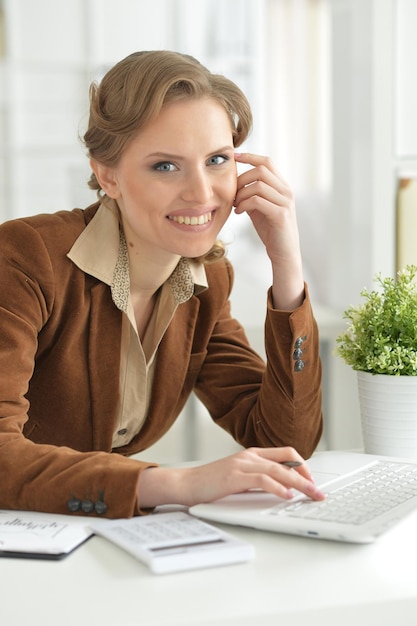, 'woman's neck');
128,250,180,299
128,255,179,341
121,217,181,298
